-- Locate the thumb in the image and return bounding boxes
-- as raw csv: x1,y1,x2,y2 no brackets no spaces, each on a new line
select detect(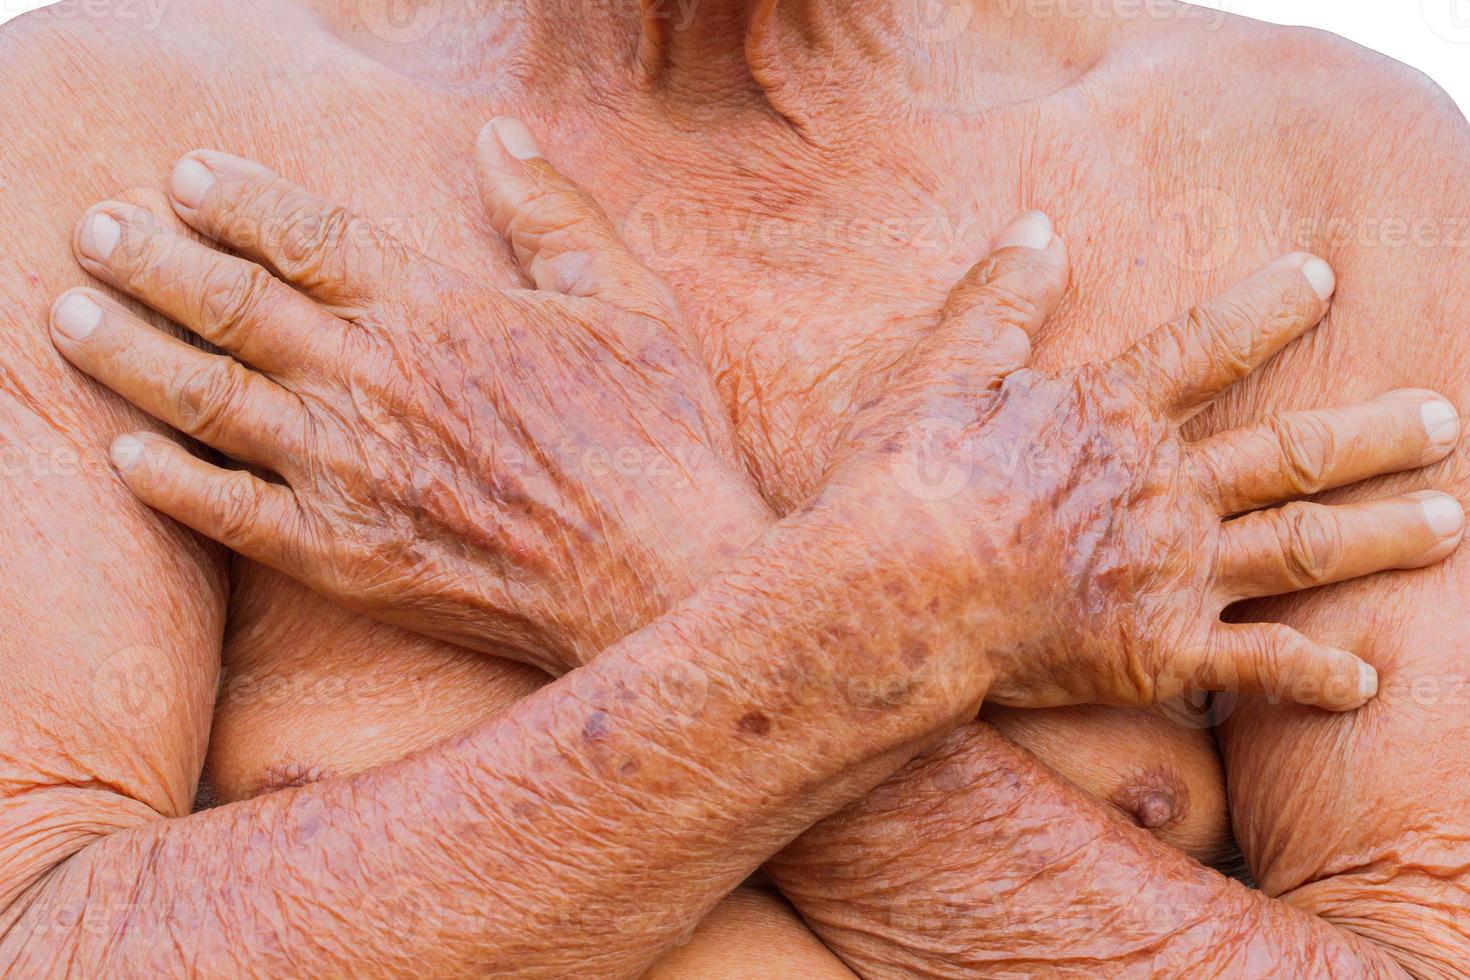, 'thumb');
476,117,662,305
914,210,1070,386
